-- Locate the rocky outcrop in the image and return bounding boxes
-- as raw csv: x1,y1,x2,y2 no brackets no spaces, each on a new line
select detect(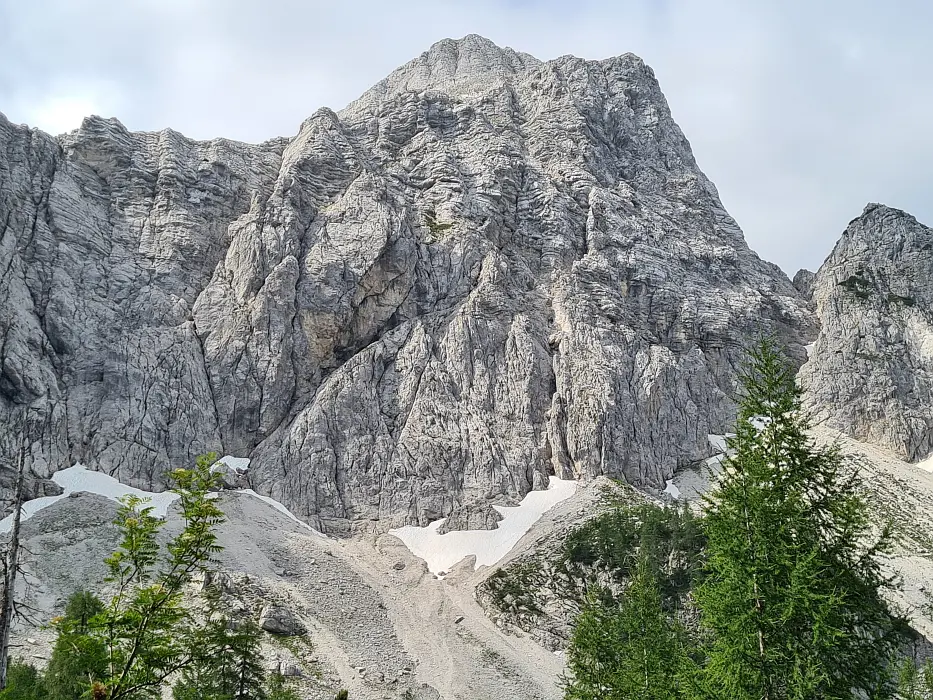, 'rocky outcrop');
800,204,933,462
259,604,305,636
0,35,814,530
792,269,816,301
436,501,504,534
